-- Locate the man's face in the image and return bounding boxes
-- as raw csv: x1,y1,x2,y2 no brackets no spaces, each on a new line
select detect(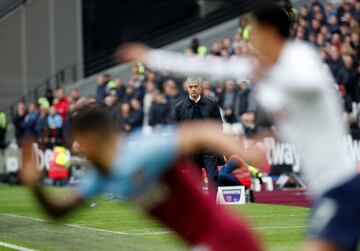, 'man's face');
71,89,80,99
187,81,201,99
28,103,36,113
57,89,65,99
